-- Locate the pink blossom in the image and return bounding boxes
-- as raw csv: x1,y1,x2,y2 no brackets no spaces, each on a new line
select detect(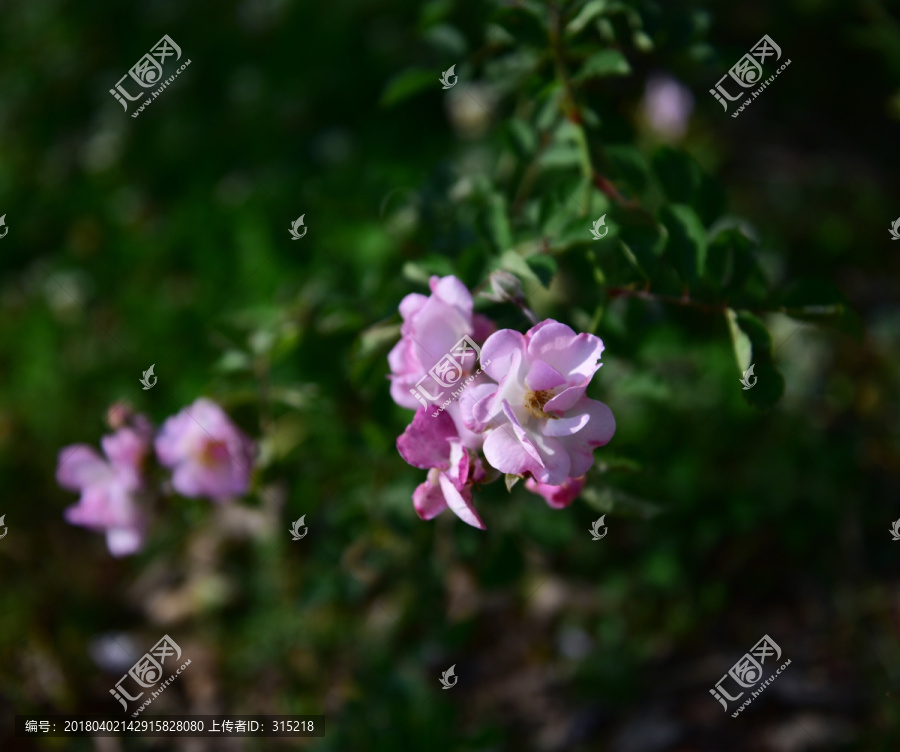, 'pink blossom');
388,275,495,449
154,398,255,502
460,320,616,486
642,74,694,140
524,476,586,509
396,407,486,529
56,415,153,557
